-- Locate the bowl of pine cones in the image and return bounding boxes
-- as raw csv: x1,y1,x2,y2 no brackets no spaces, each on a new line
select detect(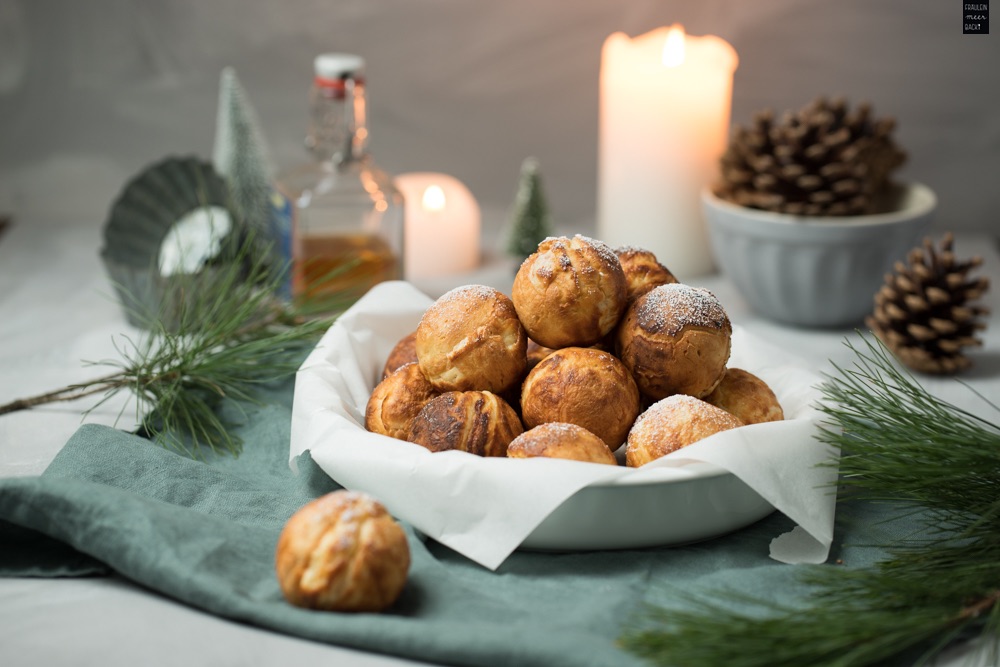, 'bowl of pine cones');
702,97,936,328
